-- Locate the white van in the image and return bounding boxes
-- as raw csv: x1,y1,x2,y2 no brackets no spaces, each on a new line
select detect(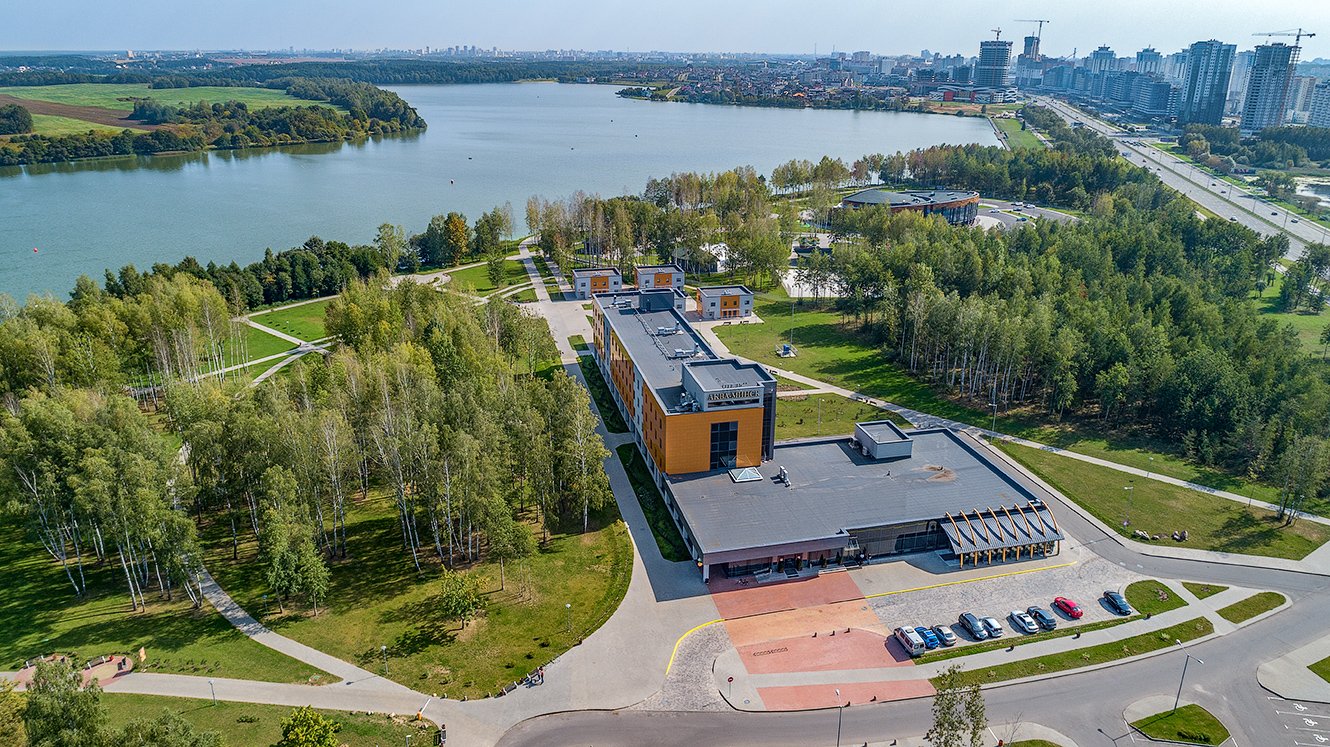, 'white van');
894,626,926,657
